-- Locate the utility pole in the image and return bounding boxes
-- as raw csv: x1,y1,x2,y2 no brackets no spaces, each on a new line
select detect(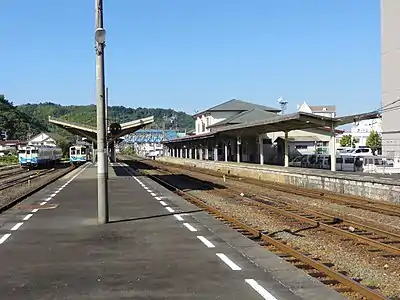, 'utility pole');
105,86,109,161
95,0,109,224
